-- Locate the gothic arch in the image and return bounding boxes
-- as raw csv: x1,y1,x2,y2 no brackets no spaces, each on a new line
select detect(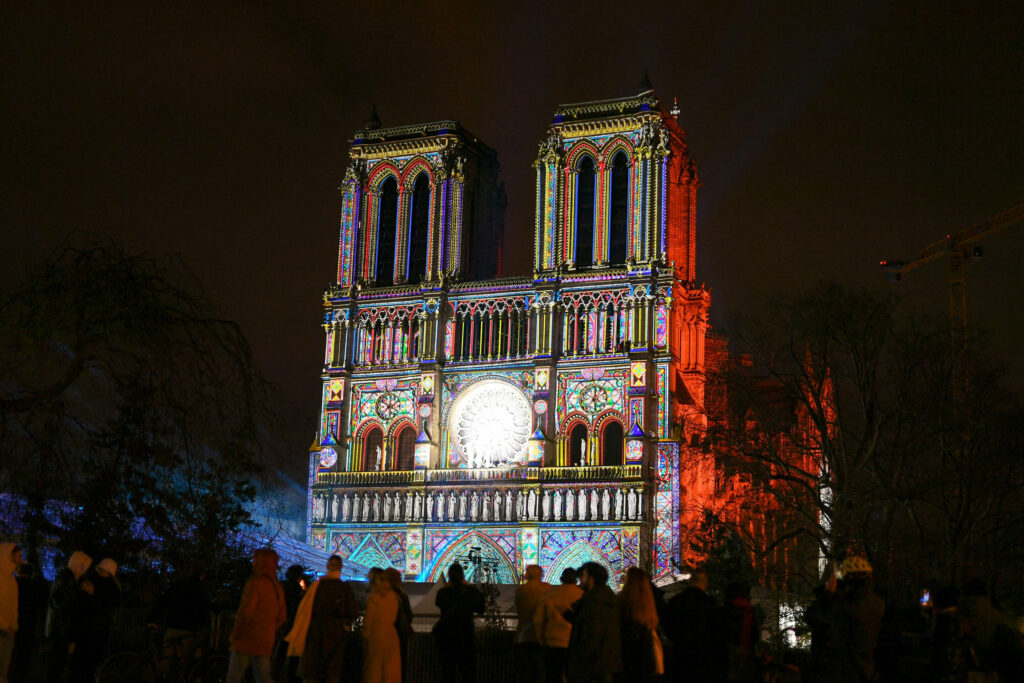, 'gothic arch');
564,141,601,171
600,136,635,166
400,157,434,187
427,531,519,584
546,539,610,585
366,162,401,190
